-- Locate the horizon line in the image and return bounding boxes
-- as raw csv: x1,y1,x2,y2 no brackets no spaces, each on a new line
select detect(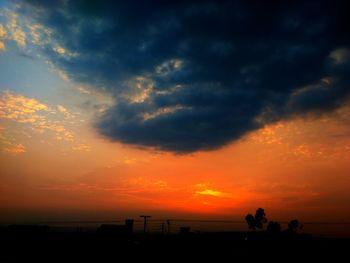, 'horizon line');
1,219,350,225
